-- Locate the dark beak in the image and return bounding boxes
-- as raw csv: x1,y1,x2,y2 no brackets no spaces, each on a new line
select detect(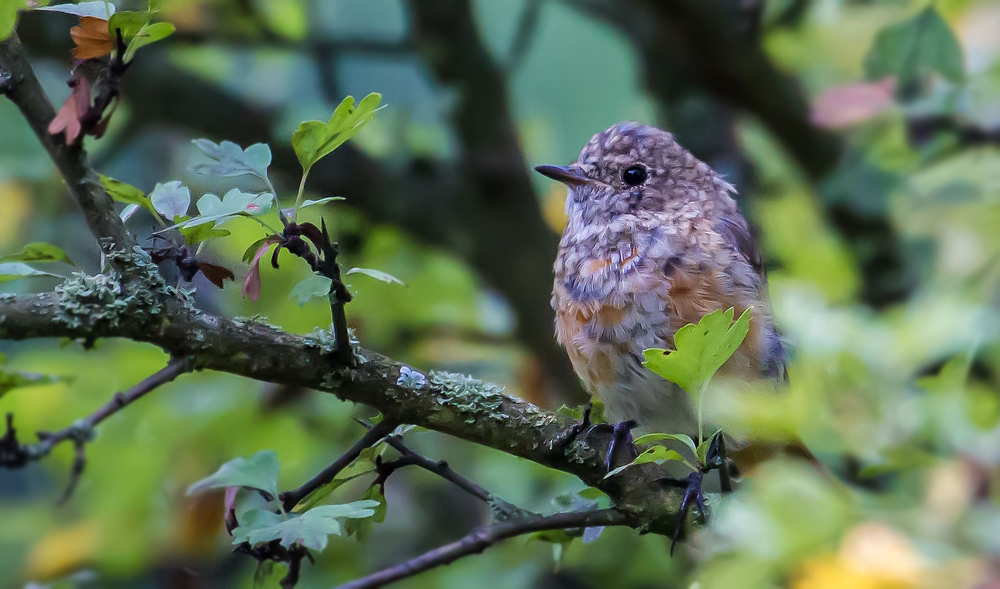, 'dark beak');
534,165,589,187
